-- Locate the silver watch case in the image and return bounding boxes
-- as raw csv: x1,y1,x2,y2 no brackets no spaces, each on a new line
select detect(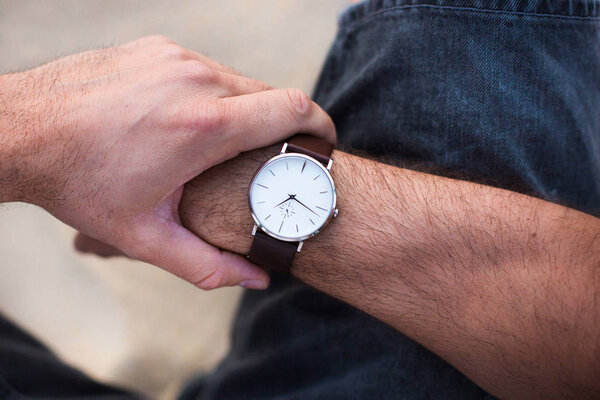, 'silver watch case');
248,149,337,244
